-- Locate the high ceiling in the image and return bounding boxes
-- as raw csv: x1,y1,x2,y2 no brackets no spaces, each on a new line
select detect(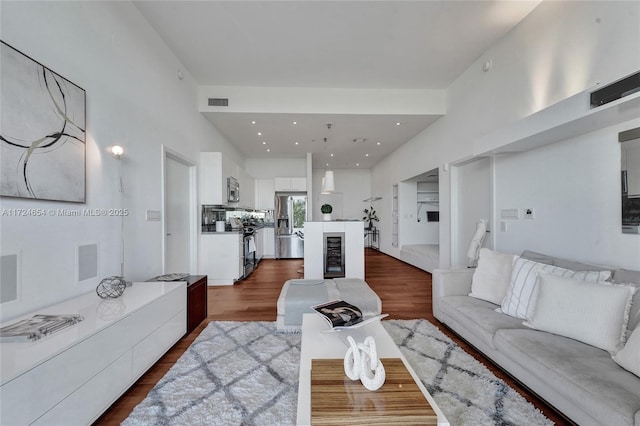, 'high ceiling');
134,1,540,168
